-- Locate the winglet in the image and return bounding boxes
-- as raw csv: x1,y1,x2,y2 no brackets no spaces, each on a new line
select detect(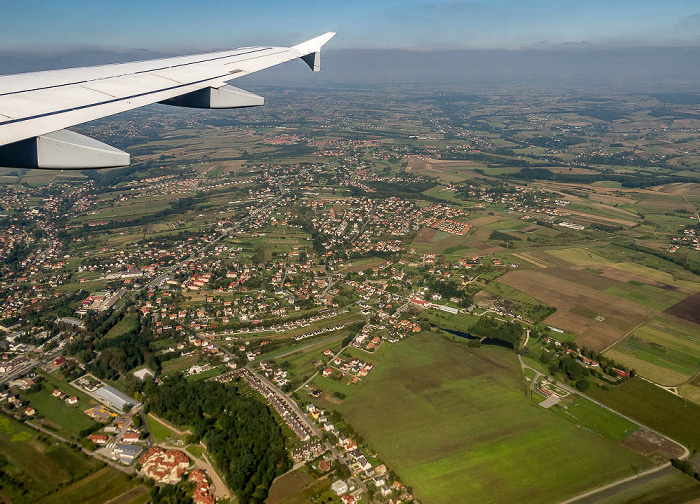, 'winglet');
293,32,336,72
